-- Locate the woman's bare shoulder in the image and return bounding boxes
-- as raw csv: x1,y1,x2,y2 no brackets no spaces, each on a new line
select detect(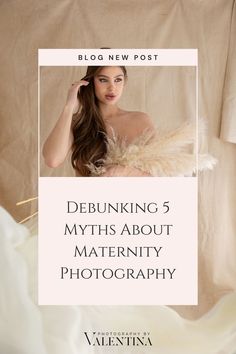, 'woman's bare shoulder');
127,111,155,130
